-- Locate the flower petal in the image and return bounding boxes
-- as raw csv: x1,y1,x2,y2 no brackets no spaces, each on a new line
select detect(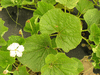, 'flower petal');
10,51,16,57
16,51,23,57
17,45,24,52
7,43,19,51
